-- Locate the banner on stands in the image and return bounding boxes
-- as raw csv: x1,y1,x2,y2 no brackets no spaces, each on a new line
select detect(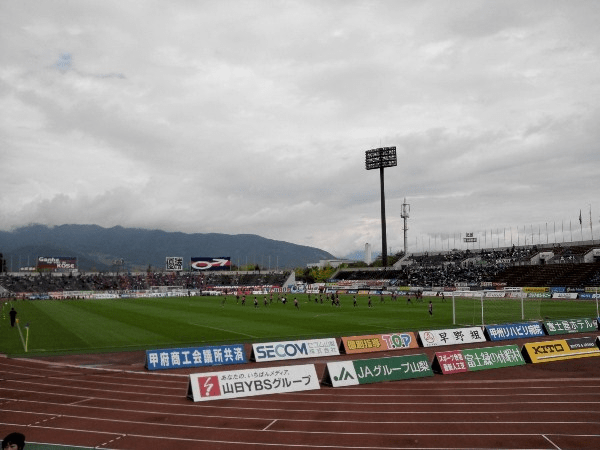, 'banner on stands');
543,318,598,335
251,337,339,362
146,344,247,370
323,354,433,387
522,337,600,363
187,364,320,402
485,322,545,341
340,332,418,354
552,293,579,299
418,326,486,348
484,291,506,298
